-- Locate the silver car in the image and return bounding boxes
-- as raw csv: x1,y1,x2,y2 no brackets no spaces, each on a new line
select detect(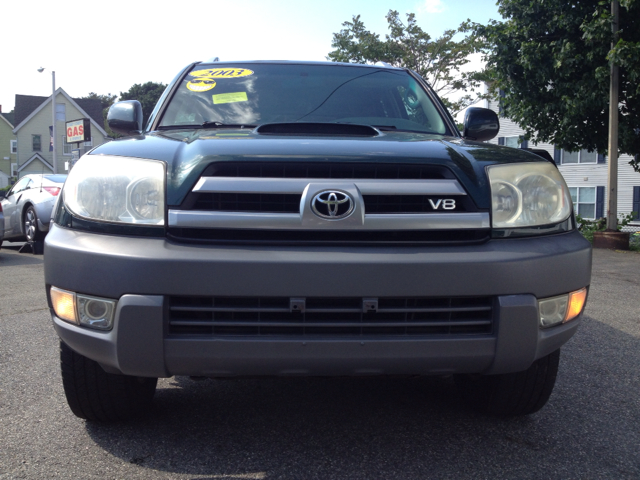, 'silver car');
1,174,67,243
0,195,4,248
